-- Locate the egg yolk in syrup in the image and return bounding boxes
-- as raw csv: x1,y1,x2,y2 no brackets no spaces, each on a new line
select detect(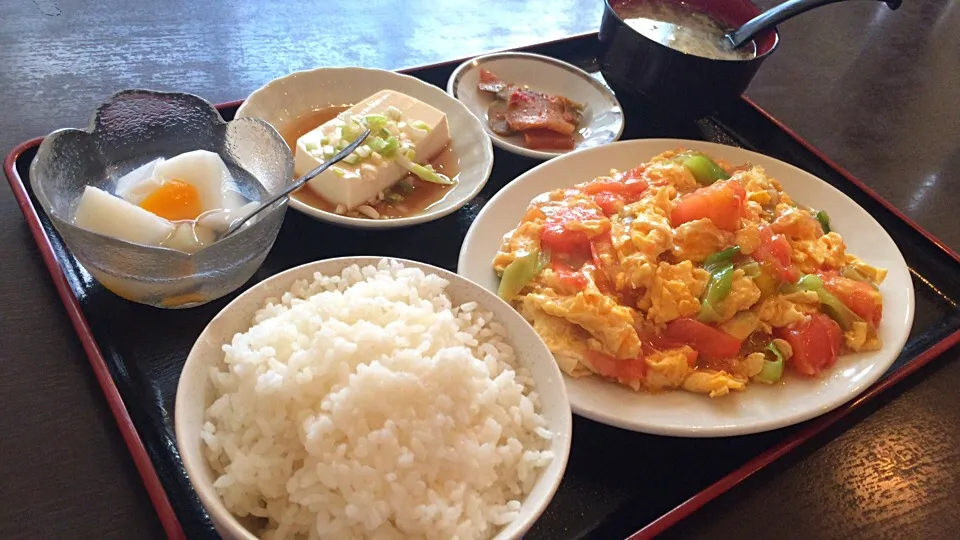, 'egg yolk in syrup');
138,179,203,221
